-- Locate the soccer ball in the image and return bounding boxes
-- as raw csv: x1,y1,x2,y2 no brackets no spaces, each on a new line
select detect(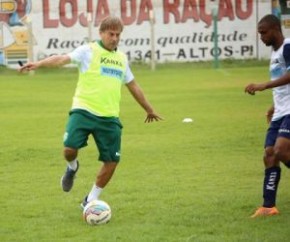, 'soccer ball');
83,200,111,225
